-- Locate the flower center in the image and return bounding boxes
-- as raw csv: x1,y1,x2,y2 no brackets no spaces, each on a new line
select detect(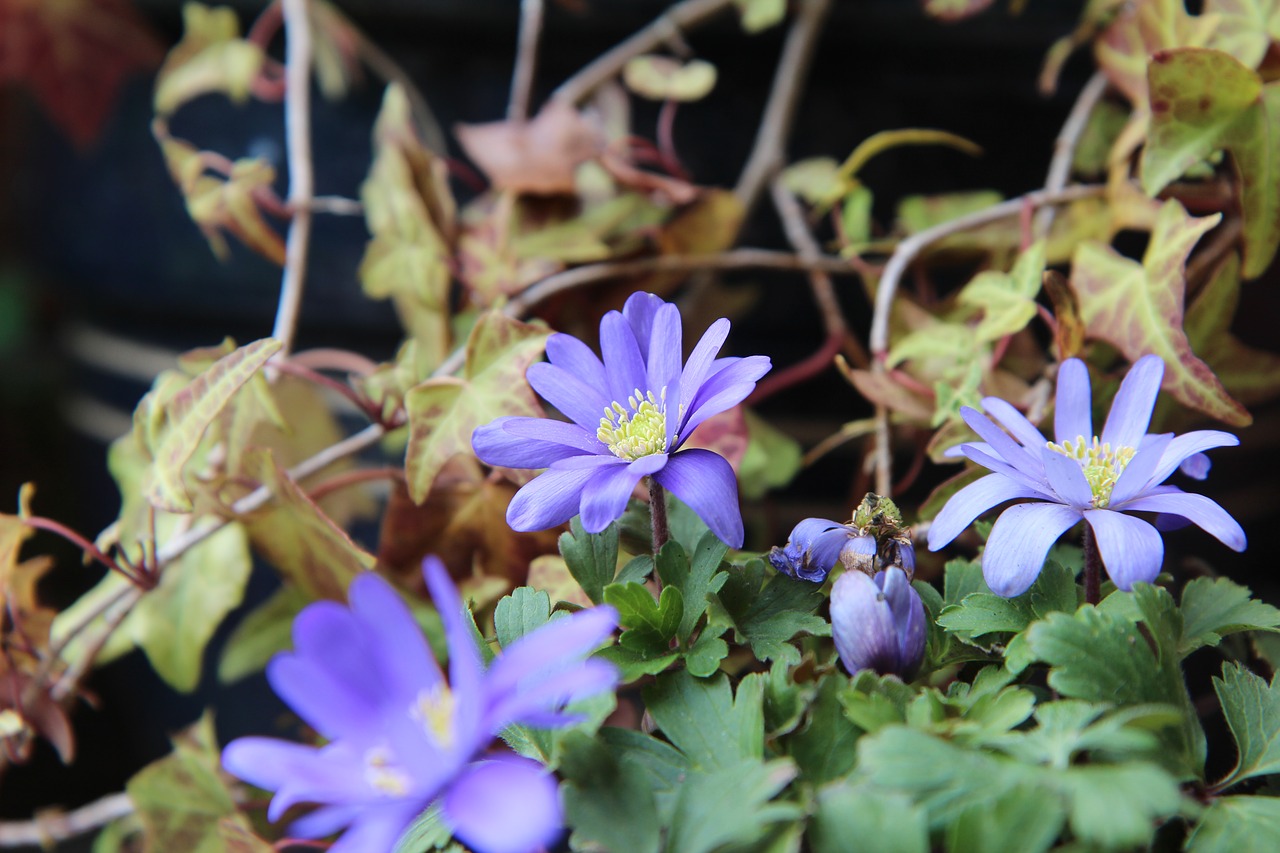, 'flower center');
364,746,411,797
1046,435,1136,508
597,388,671,461
410,683,456,747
